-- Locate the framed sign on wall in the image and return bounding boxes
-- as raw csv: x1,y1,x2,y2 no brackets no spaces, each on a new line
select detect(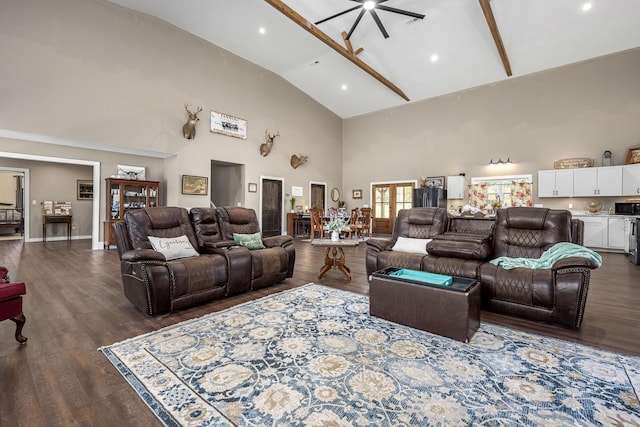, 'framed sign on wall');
210,111,247,139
